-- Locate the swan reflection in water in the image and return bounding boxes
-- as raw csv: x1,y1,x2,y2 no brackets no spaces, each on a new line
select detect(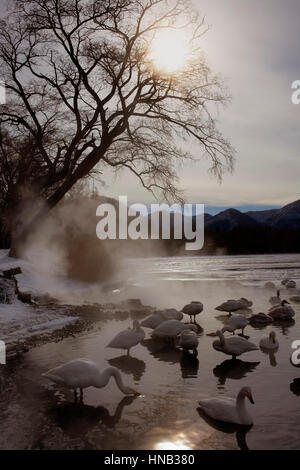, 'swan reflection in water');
108,355,146,382
142,338,199,378
180,353,199,378
49,395,137,437
197,407,252,450
260,346,278,367
213,359,260,386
